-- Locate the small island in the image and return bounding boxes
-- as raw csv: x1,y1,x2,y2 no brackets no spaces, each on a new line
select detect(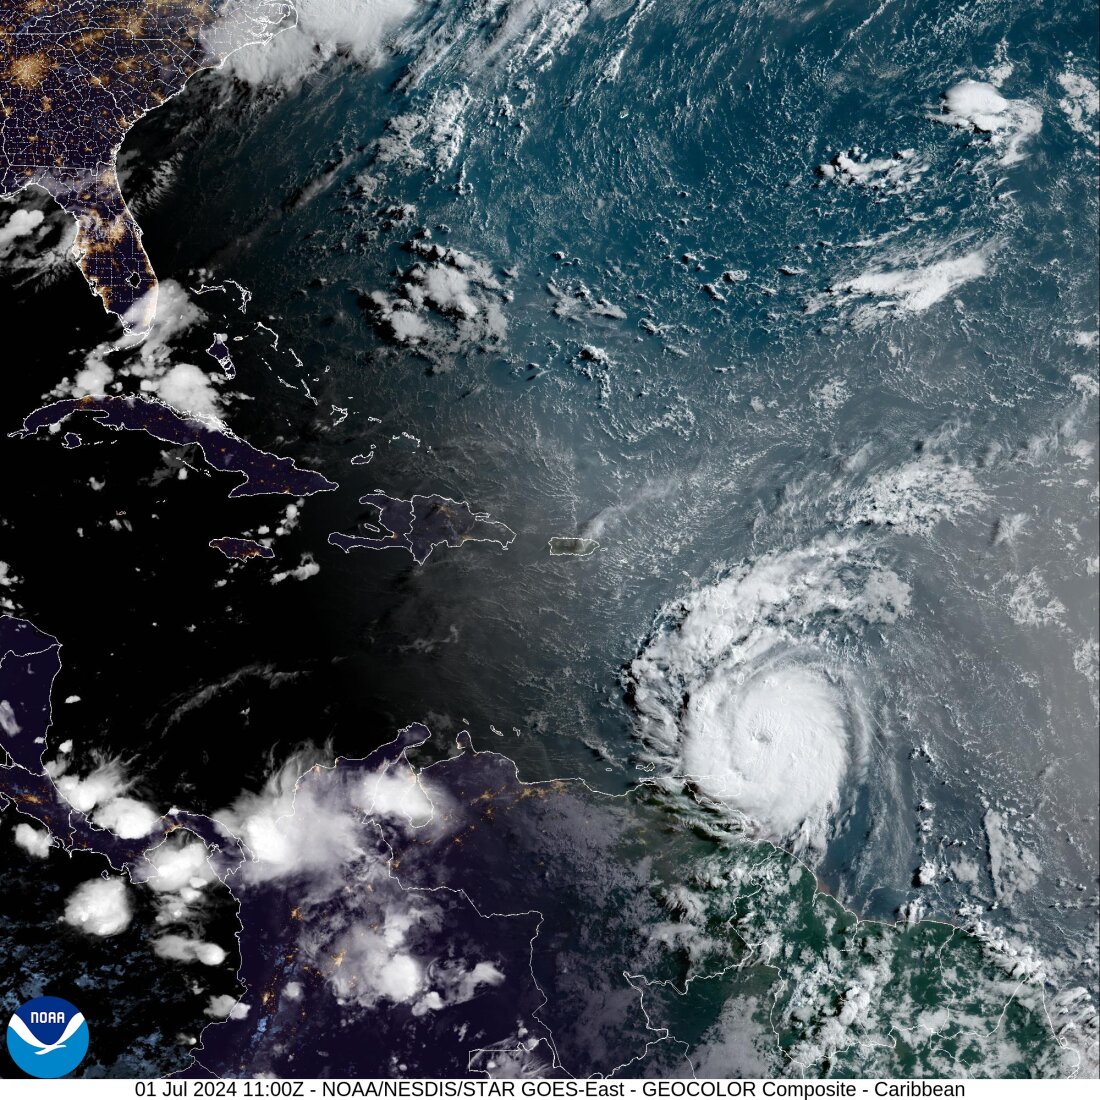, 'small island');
208,537,275,561
206,335,236,378
549,536,600,557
